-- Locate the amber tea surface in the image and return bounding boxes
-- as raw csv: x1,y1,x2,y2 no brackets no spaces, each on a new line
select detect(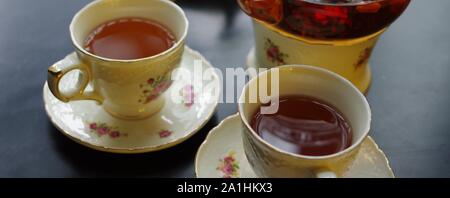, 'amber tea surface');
251,95,352,156
84,18,176,60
